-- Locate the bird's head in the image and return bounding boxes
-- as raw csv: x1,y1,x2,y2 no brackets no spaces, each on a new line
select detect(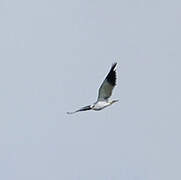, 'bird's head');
111,99,119,104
